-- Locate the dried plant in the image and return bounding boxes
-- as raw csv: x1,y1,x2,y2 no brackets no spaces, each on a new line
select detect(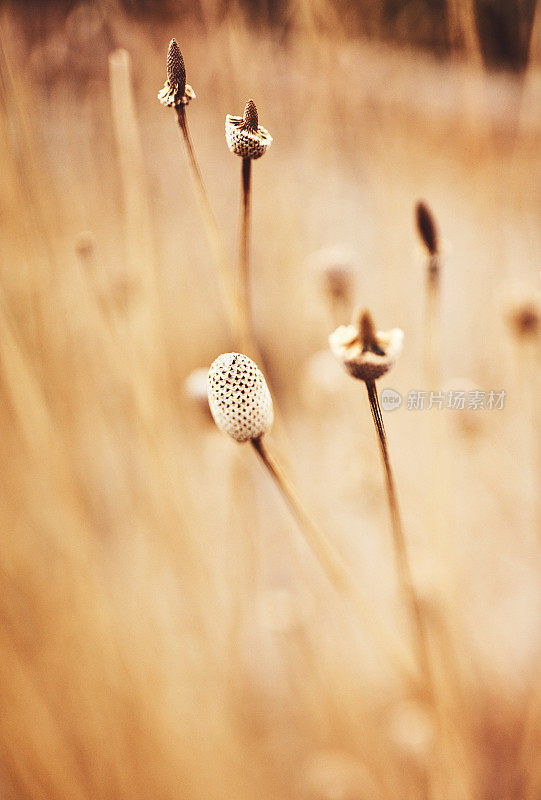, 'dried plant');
415,200,441,387
311,246,357,327
503,287,541,342
158,40,239,342
330,311,435,703
207,352,414,676
225,100,272,349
